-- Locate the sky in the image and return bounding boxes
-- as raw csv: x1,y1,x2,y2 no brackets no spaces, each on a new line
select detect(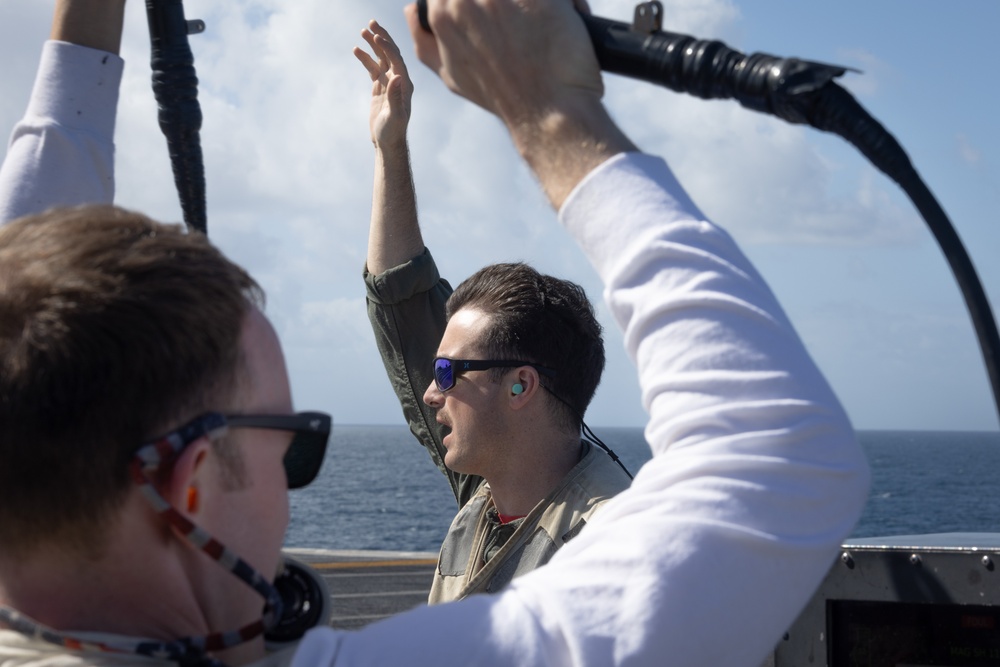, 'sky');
0,0,997,432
